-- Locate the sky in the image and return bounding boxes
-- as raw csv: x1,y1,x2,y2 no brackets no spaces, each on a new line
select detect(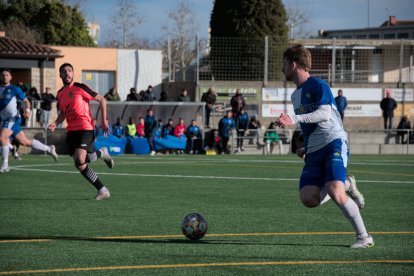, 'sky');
72,0,414,46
